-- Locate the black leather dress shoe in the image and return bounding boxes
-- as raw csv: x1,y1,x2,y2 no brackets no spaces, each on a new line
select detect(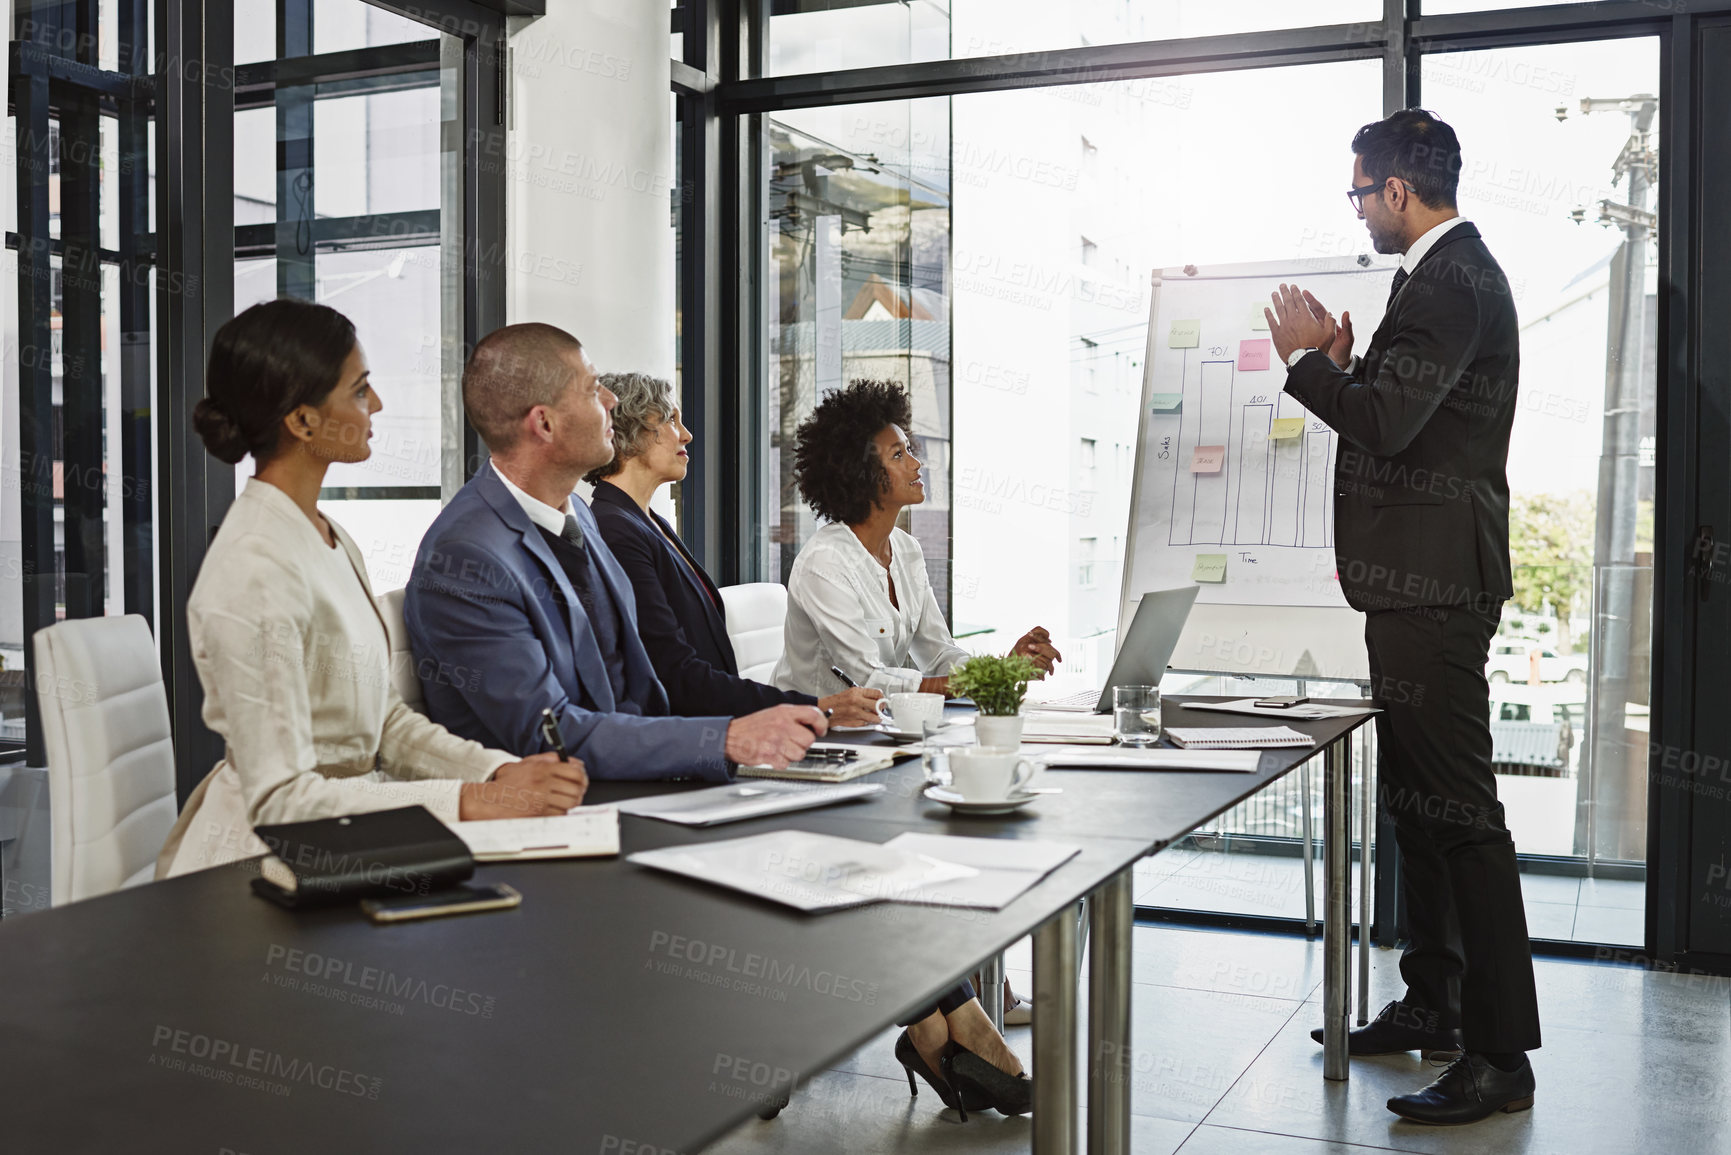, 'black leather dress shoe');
1387,1053,1535,1125
1310,1000,1463,1056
